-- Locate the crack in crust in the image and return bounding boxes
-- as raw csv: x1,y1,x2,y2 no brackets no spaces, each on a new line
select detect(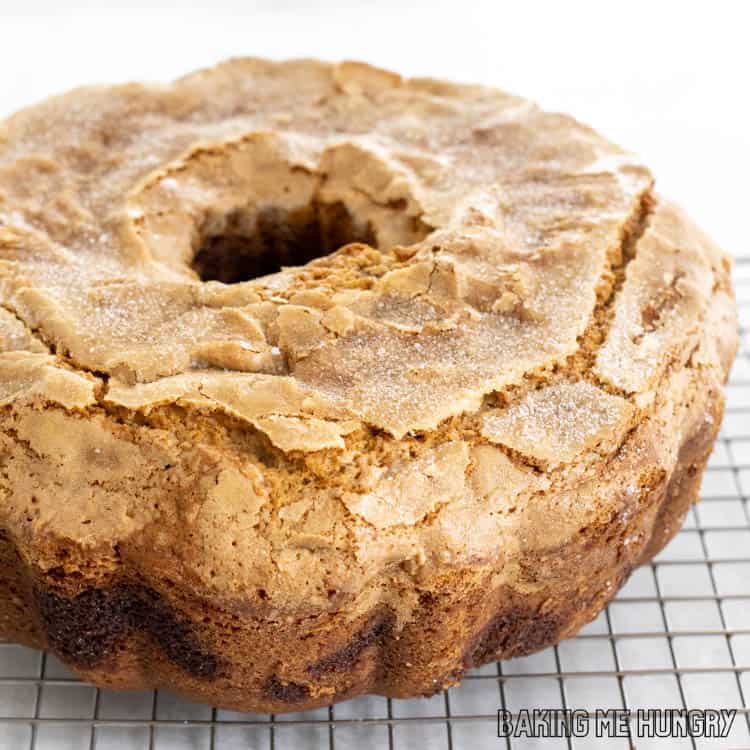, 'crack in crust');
571,187,655,397
0,59,738,714
0,383,730,711
0,303,51,355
